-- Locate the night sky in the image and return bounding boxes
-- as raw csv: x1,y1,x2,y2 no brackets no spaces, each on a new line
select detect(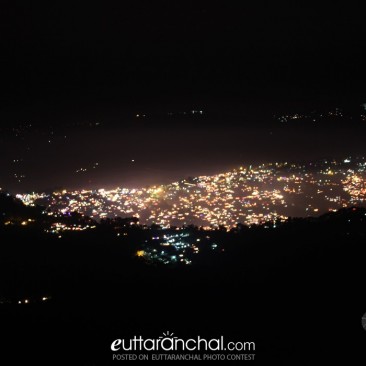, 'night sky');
1,2,366,191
